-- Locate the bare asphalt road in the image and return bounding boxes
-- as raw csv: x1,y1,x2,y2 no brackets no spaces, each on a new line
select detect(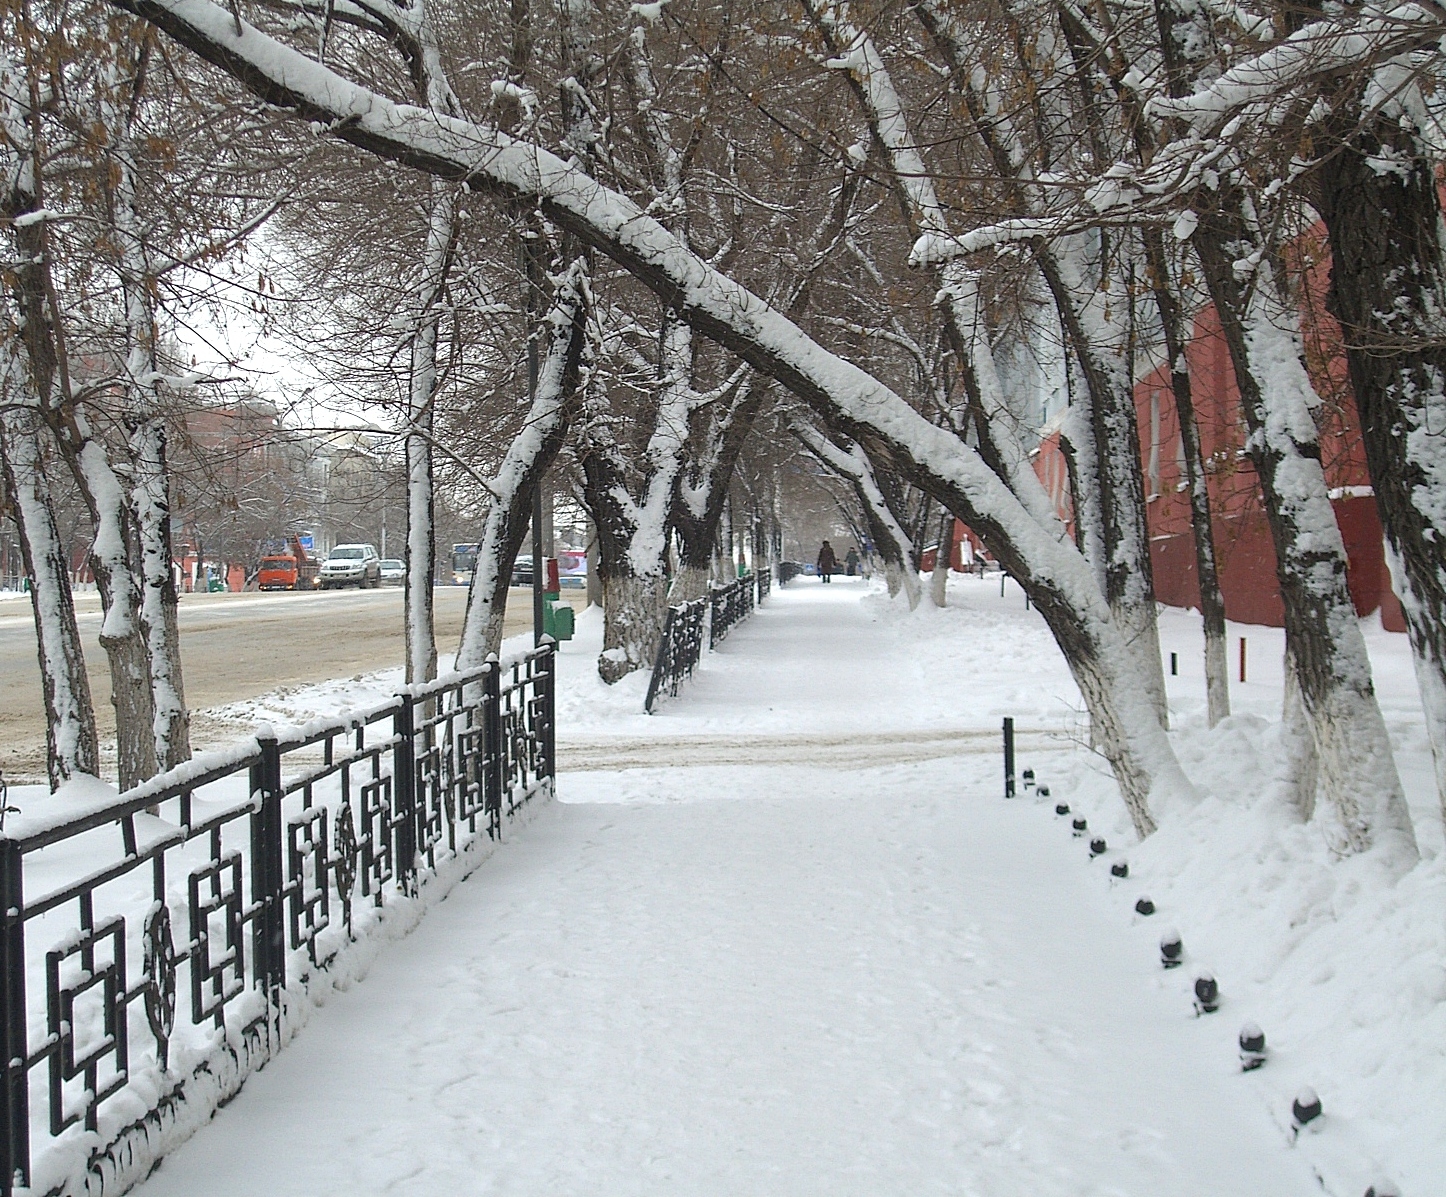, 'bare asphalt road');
0,585,579,784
